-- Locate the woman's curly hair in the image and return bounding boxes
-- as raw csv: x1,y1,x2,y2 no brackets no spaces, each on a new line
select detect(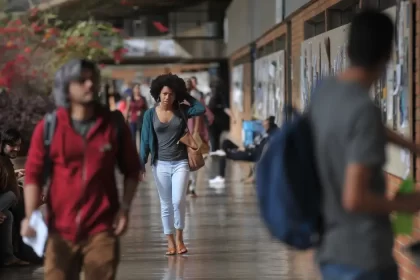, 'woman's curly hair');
150,73,188,103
